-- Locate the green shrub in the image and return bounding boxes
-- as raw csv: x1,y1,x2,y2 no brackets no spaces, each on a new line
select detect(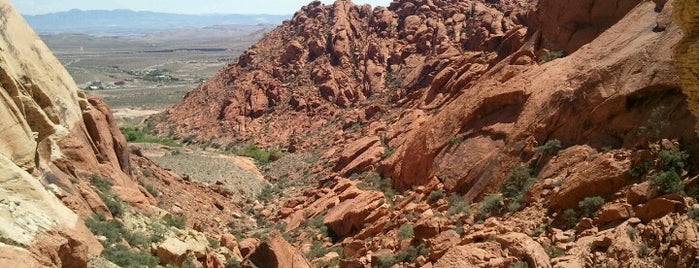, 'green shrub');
501,164,535,199
374,254,397,268
534,139,562,156
578,196,605,218
395,244,428,263
688,207,699,221
307,241,327,259
103,244,159,267
86,214,156,251
453,221,464,235
164,215,187,229
120,127,180,147
225,258,242,268
447,193,471,216
88,174,122,217
563,209,579,228
626,226,638,240
650,170,683,195
182,256,197,268
630,160,652,178
544,244,565,258
257,184,279,202
380,137,394,159
659,148,689,171
447,136,462,146
85,215,128,244
353,172,395,201
397,223,414,240
476,194,502,221
508,262,529,268
531,225,547,237
638,244,650,258
96,191,123,217
501,164,535,212
90,174,113,192
538,51,564,63
427,190,445,203
235,144,283,164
